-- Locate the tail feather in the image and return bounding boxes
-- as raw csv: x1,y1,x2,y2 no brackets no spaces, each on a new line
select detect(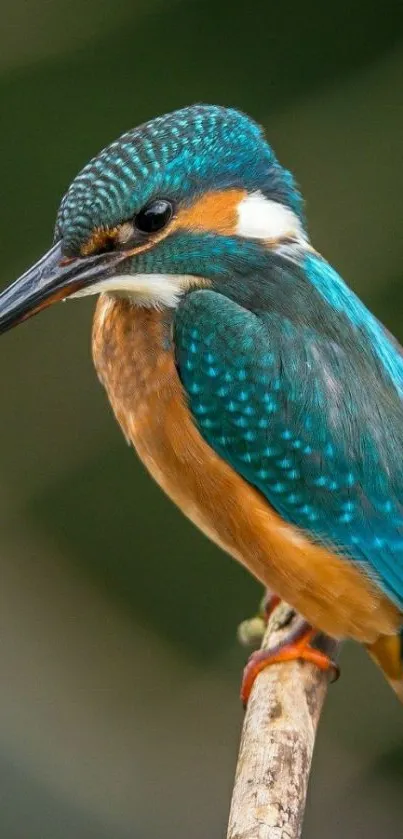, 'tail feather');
366,631,403,703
